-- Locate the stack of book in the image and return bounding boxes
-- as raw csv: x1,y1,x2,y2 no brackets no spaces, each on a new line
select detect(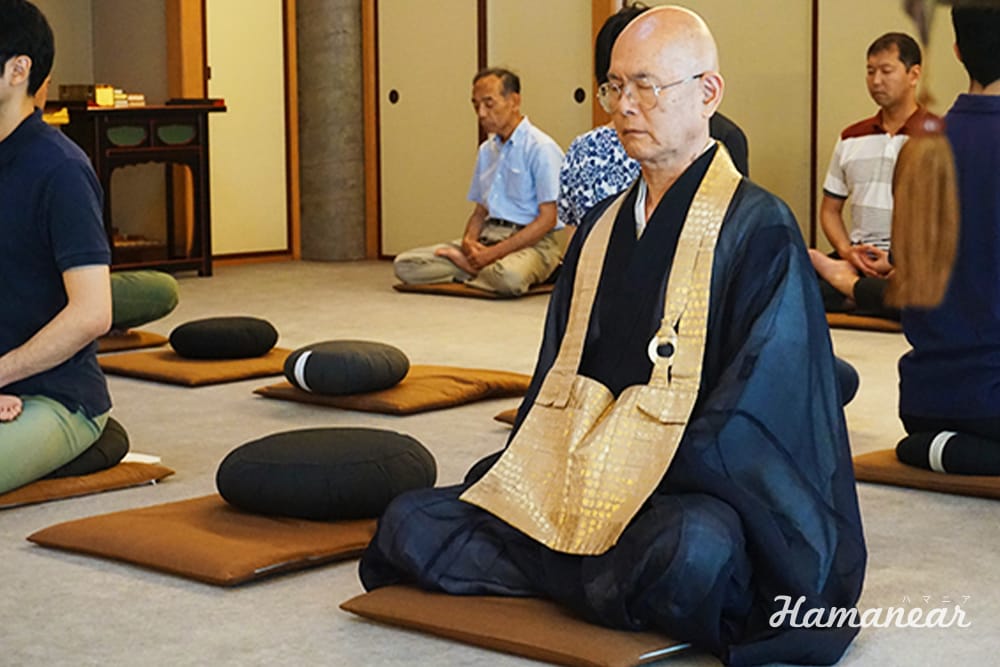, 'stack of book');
113,89,146,107
58,84,147,108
